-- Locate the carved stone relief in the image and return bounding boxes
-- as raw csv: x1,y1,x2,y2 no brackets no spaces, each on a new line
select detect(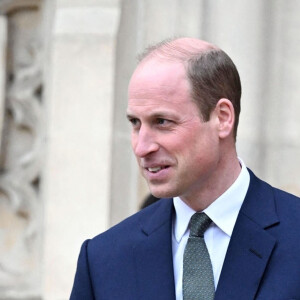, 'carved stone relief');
0,1,43,298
